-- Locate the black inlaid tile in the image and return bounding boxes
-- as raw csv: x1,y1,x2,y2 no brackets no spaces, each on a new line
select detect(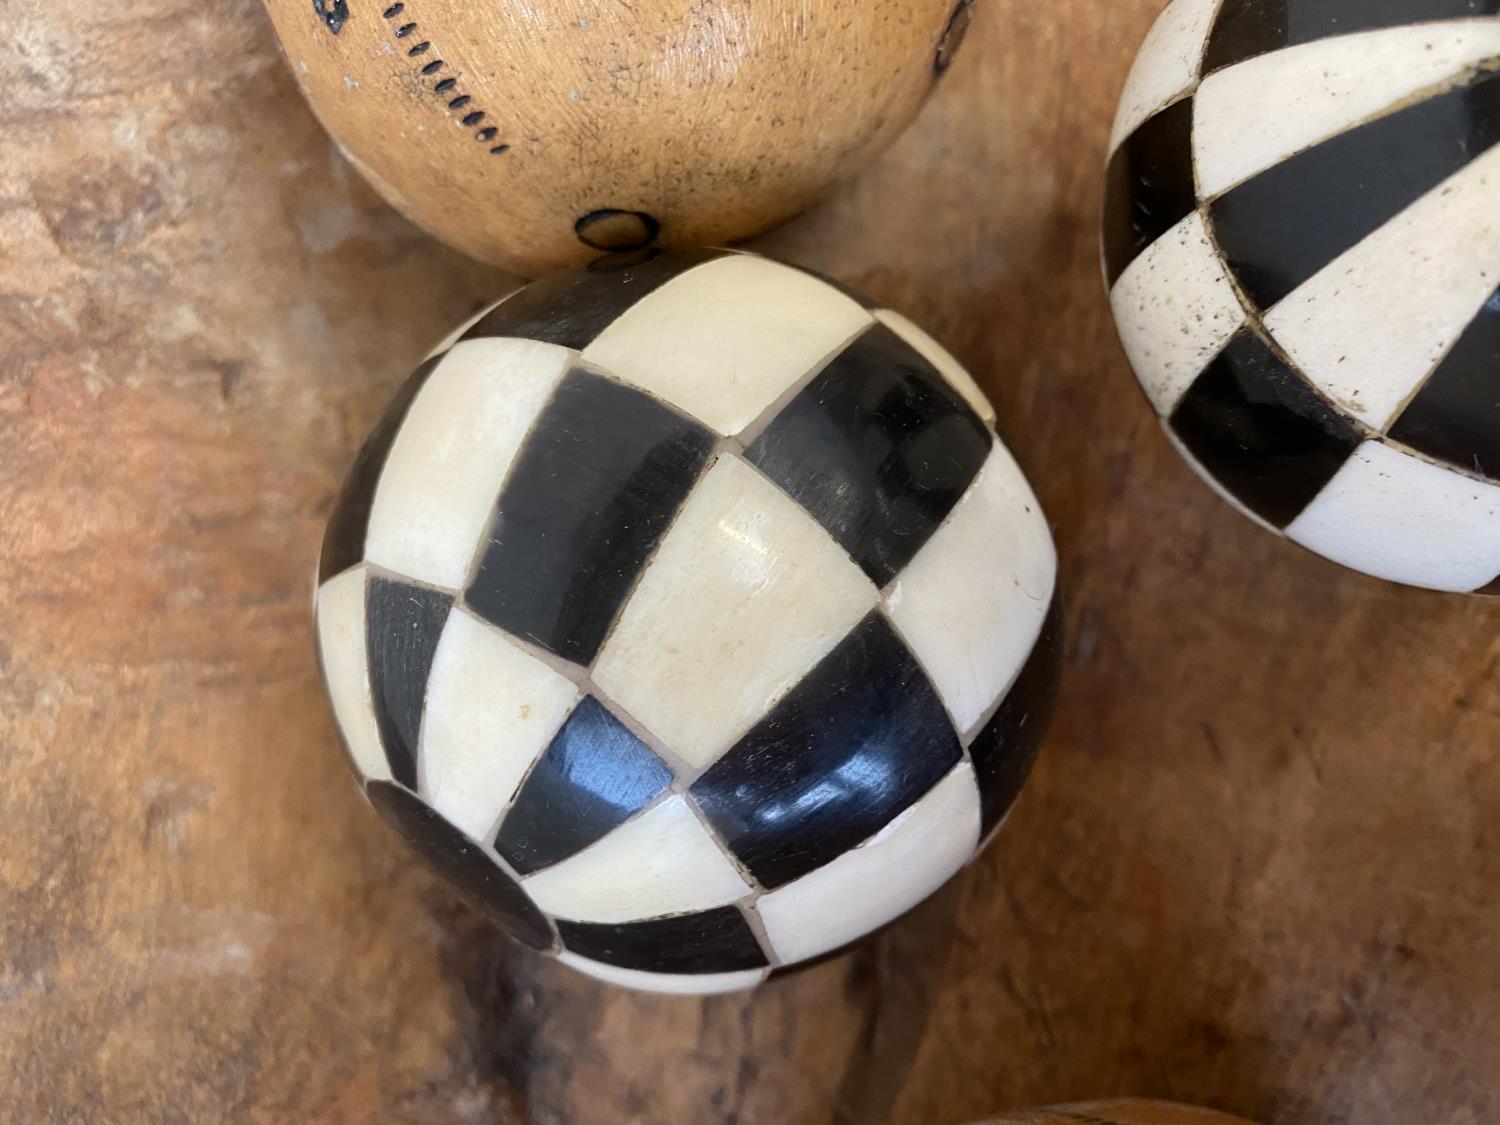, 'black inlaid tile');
743,324,991,586
461,248,726,351
319,355,441,583
968,592,1063,836
1208,71,1500,310
366,577,452,789
366,781,554,950
691,613,963,890
1203,0,1500,75
556,906,767,974
1103,97,1197,287
1169,330,1362,527
464,369,714,665
495,697,673,875
1388,286,1500,480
